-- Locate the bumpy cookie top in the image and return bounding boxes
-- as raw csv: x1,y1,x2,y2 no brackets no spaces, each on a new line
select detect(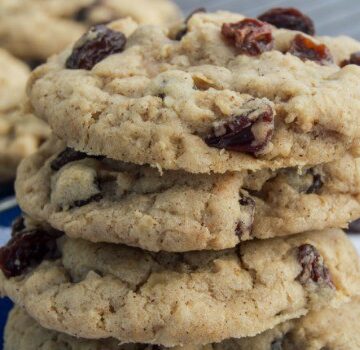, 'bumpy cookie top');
28,10,360,173
0,0,180,61
15,137,360,251
6,297,360,350
0,222,359,346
